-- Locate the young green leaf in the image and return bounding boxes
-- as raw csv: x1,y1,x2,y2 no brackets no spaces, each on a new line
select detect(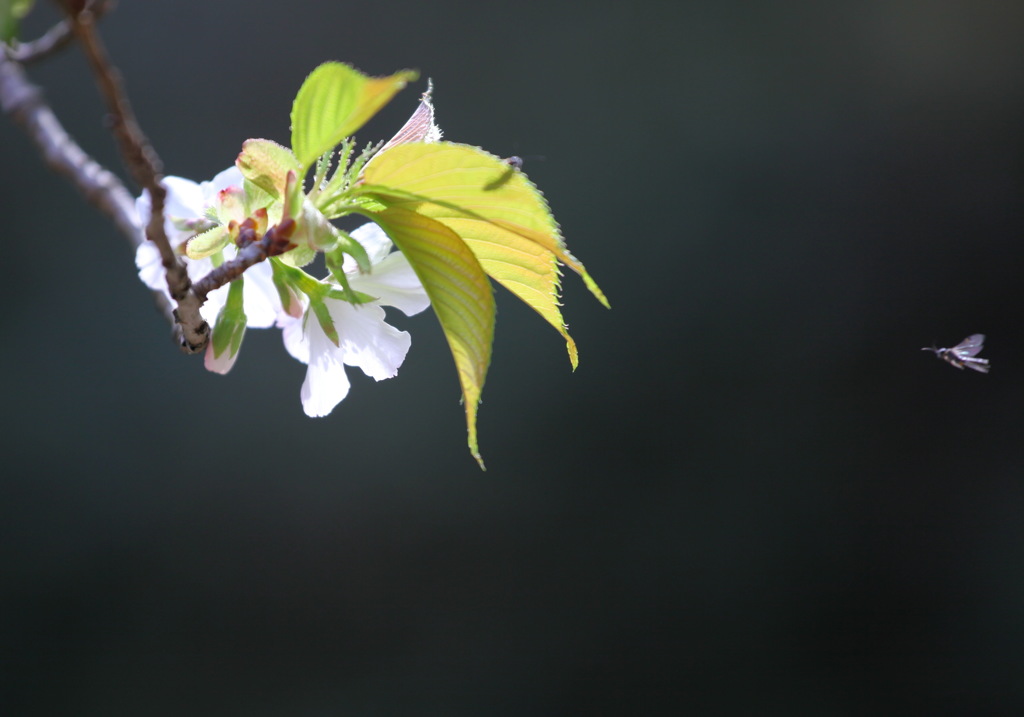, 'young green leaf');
0,0,34,43
359,142,608,369
185,224,230,260
290,62,418,172
236,139,300,198
366,207,494,468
